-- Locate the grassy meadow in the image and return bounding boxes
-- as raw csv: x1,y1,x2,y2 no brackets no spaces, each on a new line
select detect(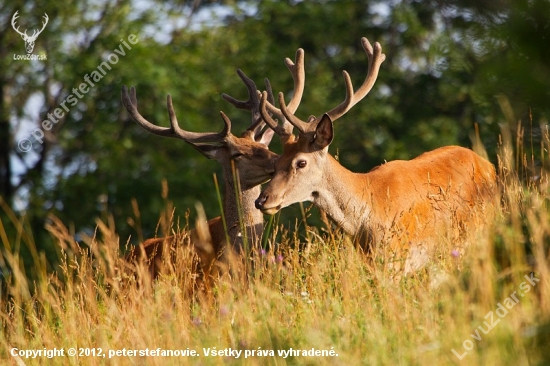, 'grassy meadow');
1,132,549,366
